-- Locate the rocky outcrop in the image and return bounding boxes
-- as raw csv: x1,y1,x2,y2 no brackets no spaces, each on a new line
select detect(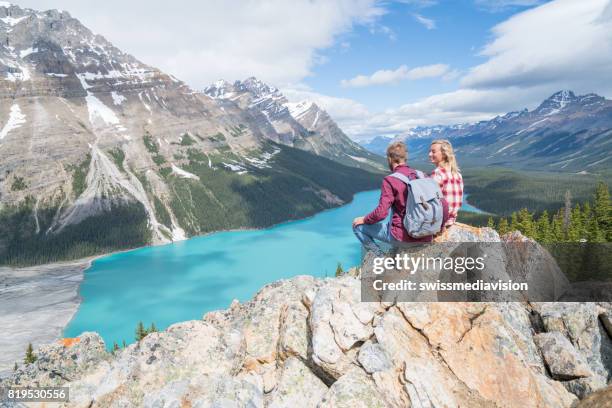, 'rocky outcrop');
2,225,611,407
